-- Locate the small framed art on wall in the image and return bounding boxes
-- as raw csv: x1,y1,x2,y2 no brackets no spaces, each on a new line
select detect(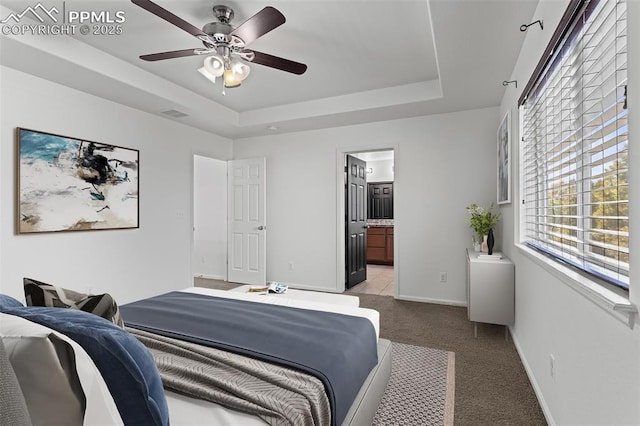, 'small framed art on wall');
497,111,511,205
